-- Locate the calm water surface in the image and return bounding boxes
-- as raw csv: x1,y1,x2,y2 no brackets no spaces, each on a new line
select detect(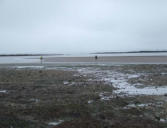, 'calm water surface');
0,52,167,64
